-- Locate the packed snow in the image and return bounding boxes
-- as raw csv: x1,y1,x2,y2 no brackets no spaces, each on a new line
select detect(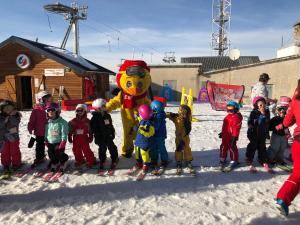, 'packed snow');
0,103,299,225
